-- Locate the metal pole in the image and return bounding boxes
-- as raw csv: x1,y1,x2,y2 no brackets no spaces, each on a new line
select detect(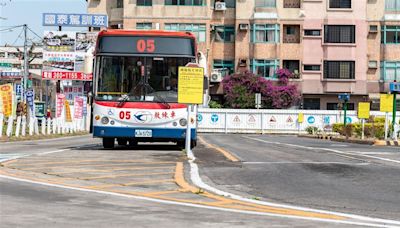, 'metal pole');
392,92,397,139
344,101,347,126
385,112,389,140
185,105,191,155
361,118,365,140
